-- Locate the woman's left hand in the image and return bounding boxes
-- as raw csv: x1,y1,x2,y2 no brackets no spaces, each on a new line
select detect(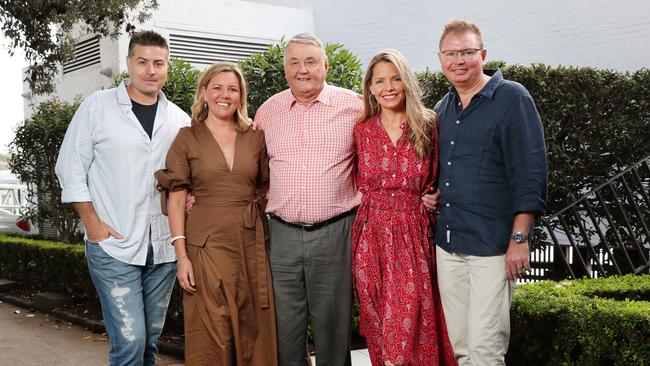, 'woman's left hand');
422,188,441,211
